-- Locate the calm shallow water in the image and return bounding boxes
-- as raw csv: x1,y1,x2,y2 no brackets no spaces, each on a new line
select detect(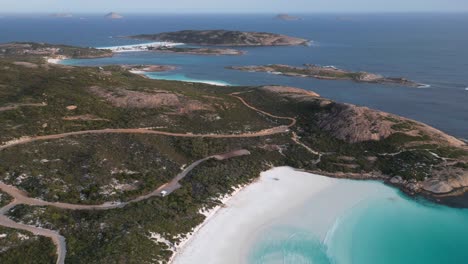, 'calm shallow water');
248,180,468,264
1,14,466,137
